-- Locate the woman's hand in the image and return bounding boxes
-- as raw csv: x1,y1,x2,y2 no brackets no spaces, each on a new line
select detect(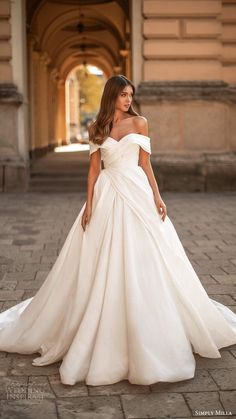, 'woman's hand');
81,204,92,231
155,196,167,222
